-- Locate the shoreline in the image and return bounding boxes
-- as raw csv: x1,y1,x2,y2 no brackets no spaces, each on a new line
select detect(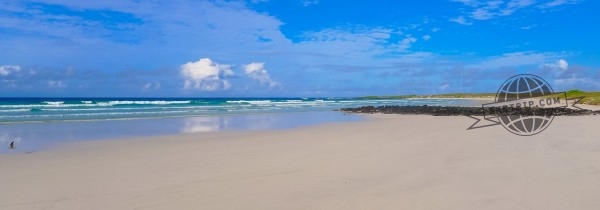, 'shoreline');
2,114,600,209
